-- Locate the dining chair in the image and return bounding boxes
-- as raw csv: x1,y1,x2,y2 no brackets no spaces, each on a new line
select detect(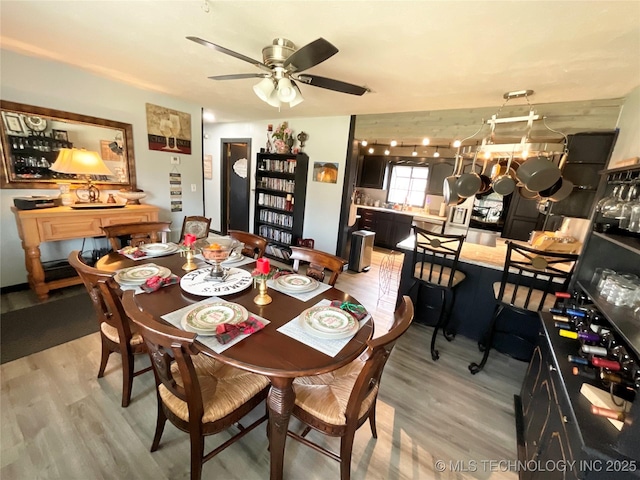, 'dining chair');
228,229,268,258
296,238,315,249
410,226,466,361
180,215,211,241
468,241,579,374
101,221,172,250
68,250,152,407
289,245,347,286
120,290,270,480
287,296,414,480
